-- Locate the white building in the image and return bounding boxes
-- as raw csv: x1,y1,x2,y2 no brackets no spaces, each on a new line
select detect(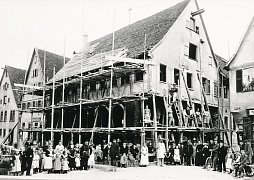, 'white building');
0,66,26,147
226,17,254,143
